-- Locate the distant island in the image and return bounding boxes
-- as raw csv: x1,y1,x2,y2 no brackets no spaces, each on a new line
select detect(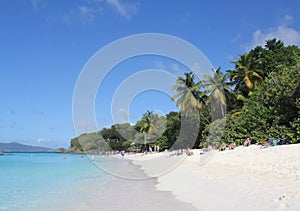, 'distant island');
0,142,59,153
